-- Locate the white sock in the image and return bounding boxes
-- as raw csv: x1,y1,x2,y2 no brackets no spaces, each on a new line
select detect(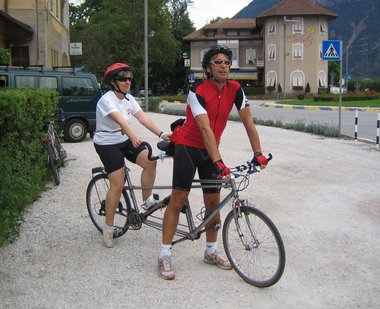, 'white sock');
159,244,172,258
205,242,217,255
103,223,114,233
